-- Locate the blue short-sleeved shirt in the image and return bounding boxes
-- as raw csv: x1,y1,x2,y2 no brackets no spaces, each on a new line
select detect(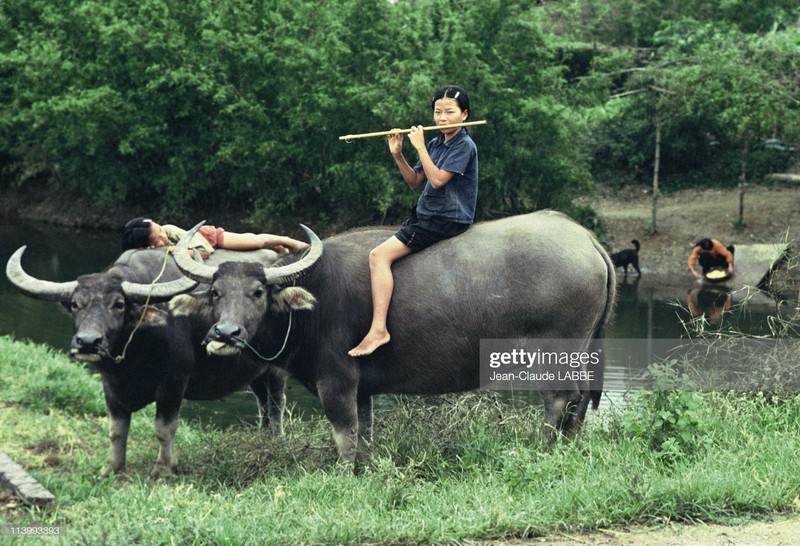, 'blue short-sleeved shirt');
413,129,478,224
